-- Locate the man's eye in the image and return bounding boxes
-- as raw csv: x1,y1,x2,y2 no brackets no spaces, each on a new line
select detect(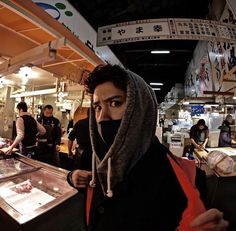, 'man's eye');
110,101,122,107
94,105,101,112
